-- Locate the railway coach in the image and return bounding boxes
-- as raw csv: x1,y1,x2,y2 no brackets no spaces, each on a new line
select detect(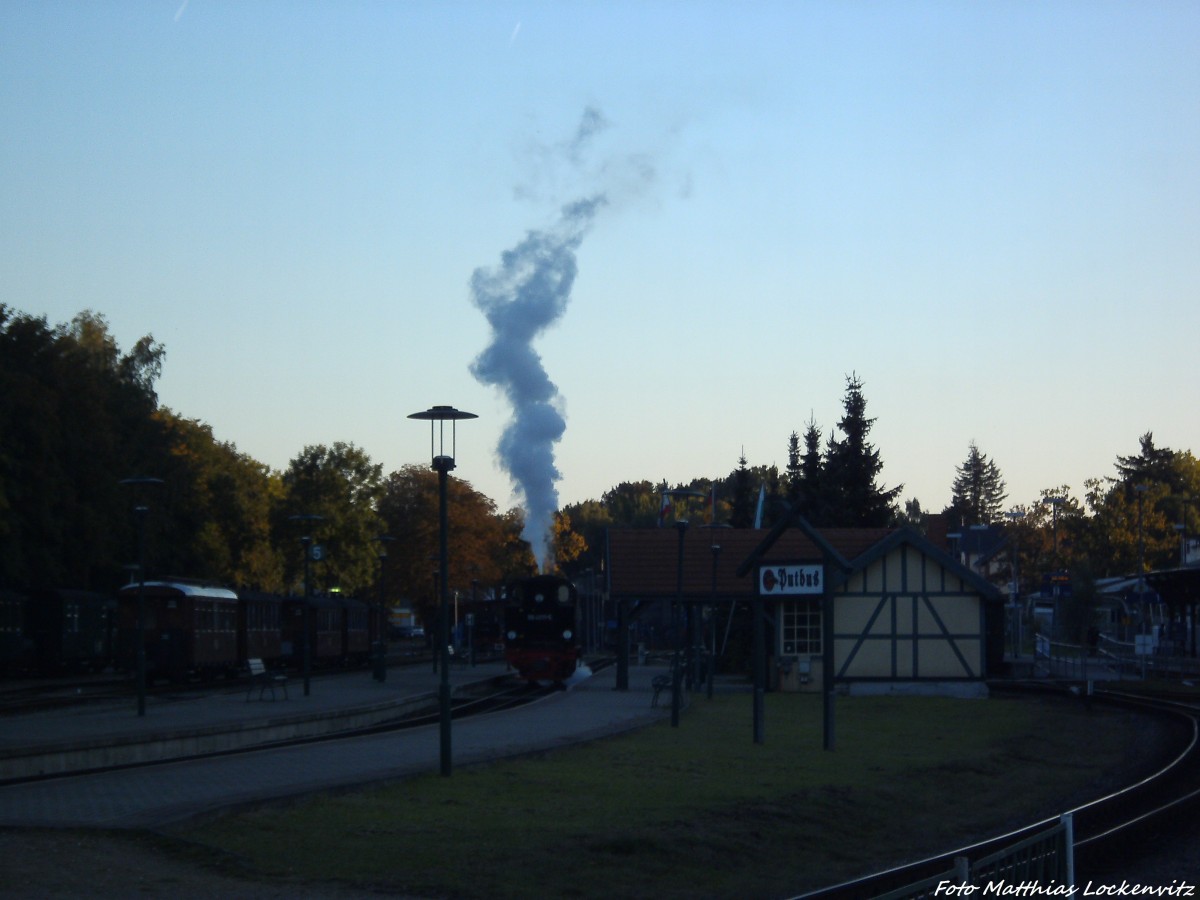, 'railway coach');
26,588,116,673
281,593,372,668
115,580,240,681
